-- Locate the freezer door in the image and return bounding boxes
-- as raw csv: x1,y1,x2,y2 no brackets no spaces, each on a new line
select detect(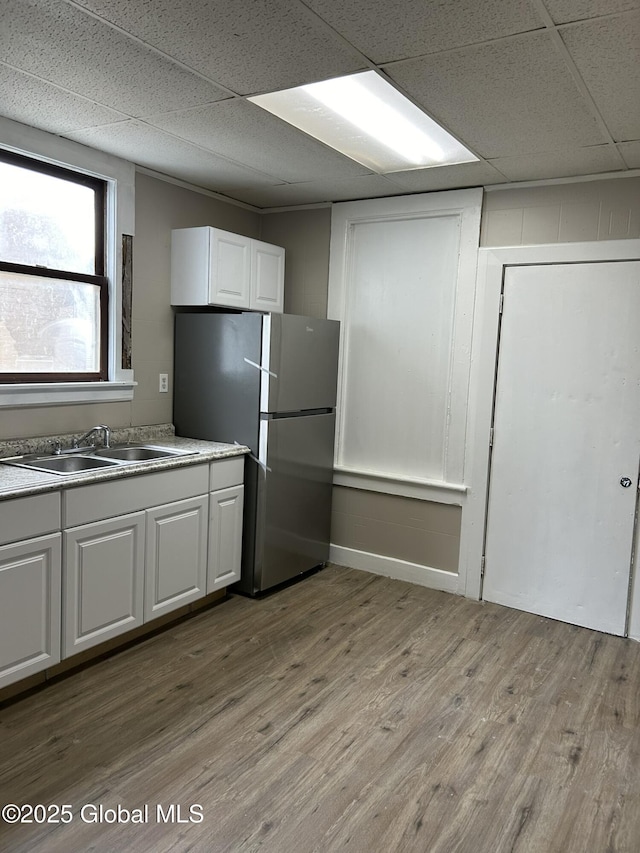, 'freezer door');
260,314,340,413
174,312,262,453
251,412,336,592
